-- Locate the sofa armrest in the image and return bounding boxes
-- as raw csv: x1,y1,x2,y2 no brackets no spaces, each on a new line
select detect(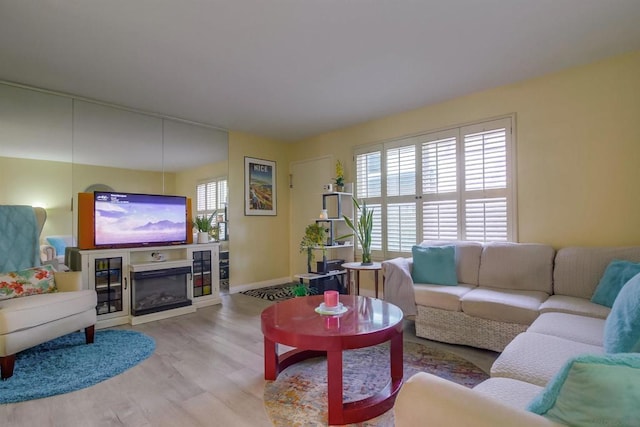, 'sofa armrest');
54,271,83,292
382,257,417,316
394,373,563,427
